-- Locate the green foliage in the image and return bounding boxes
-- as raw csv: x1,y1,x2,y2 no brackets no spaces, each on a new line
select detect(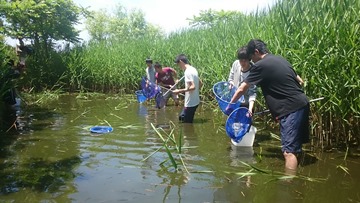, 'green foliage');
0,0,90,93
65,0,359,146
86,4,163,42
187,9,246,28
0,0,87,43
0,39,18,101
1,0,359,146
